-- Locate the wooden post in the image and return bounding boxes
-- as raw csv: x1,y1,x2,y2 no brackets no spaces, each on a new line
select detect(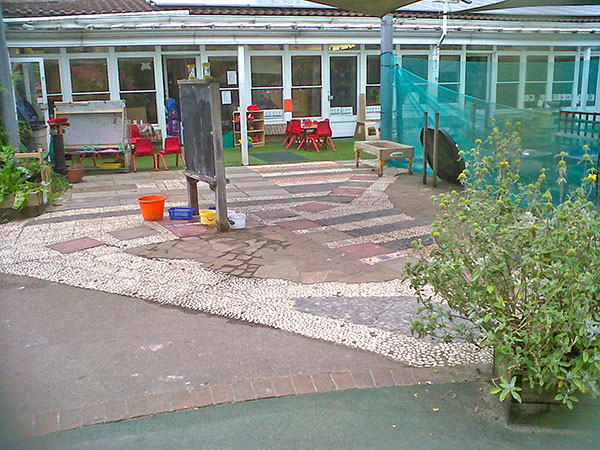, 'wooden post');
433,112,440,188
422,111,428,185
186,176,199,215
